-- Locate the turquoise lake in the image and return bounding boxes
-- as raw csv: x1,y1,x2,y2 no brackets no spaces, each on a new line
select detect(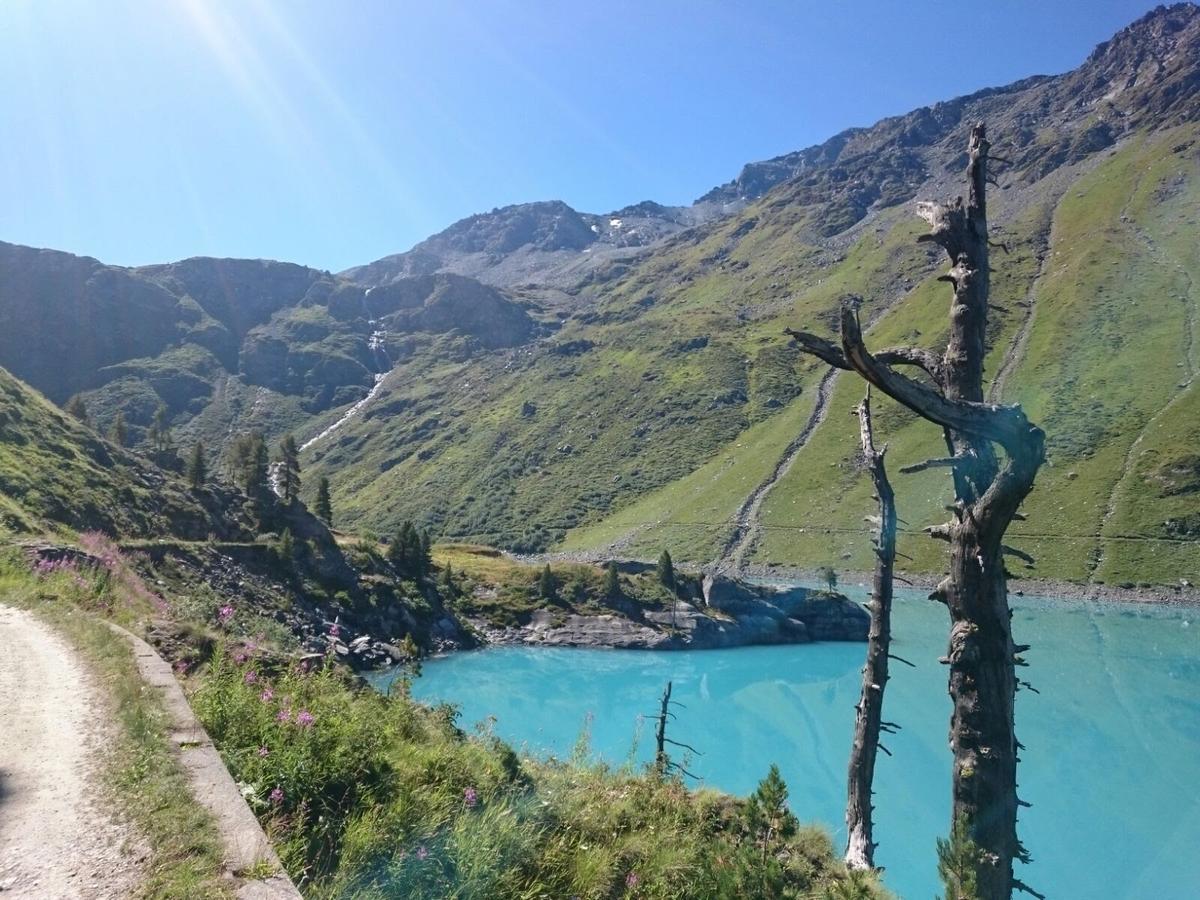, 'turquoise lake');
373,586,1200,899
